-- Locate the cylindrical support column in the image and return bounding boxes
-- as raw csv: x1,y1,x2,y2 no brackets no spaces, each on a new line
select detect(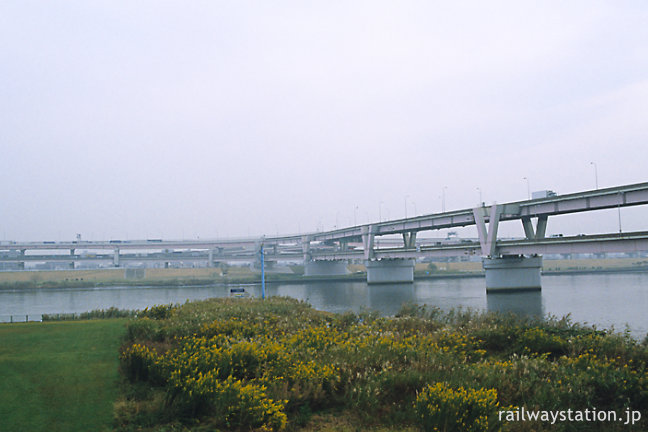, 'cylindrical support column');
253,241,264,270
208,249,214,267
365,258,415,284
301,236,312,262
304,260,348,277
113,248,120,267
483,255,542,293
